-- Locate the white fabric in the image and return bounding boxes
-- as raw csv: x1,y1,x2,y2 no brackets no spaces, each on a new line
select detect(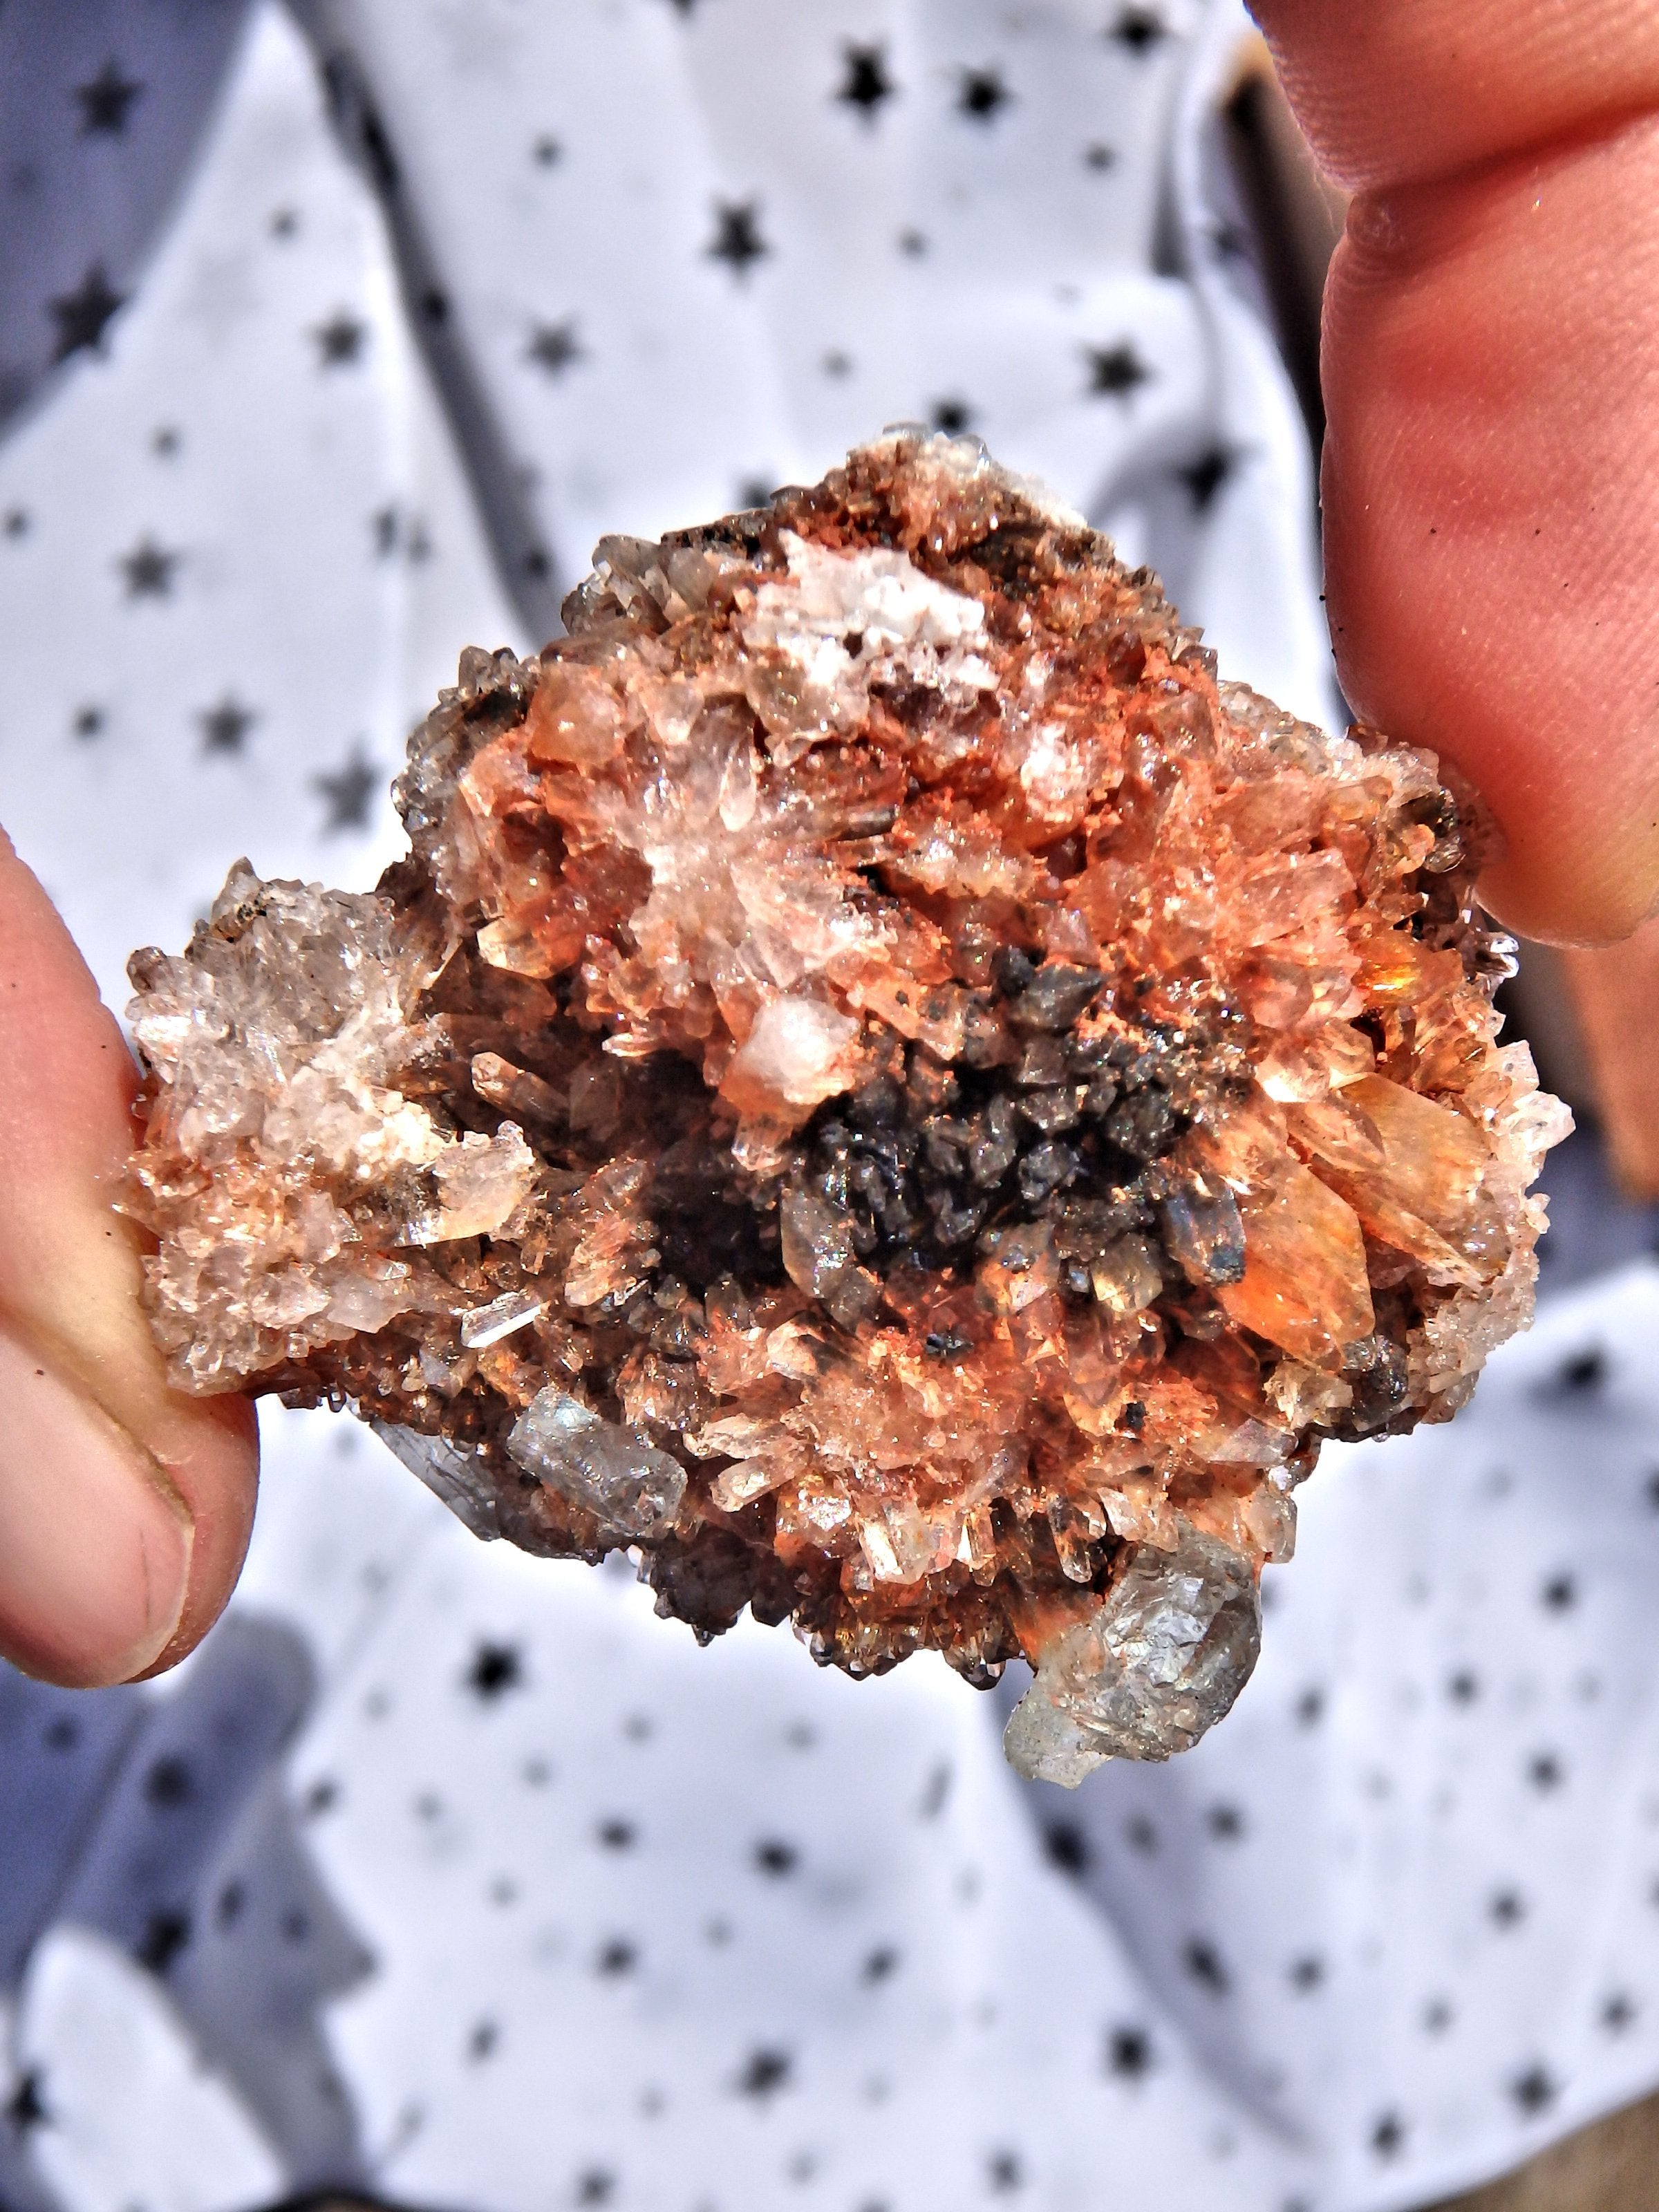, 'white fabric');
1,6,1653,2209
